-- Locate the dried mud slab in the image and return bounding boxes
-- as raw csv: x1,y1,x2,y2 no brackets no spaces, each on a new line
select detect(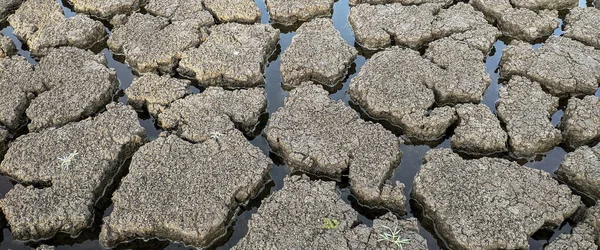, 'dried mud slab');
266,83,405,213
413,148,582,250
280,18,357,88
69,0,143,19
108,13,202,73
203,0,261,24
349,47,457,140
501,36,600,97
28,15,107,56
7,0,64,41
349,2,499,50
0,104,145,241
178,23,279,88
564,7,600,49
349,0,452,6
0,56,40,129
234,175,428,250
100,134,271,248
471,0,559,42
266,0,334,25
510,0,577,11
556,143,600,200
126,73,191,117
561,96,600,148
0,0,22,21
25,47,118,132
451,104,507,155
158,87,266,142
546,204,600,250
0,36,17,58
145,0,215,30
497,76,562,157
